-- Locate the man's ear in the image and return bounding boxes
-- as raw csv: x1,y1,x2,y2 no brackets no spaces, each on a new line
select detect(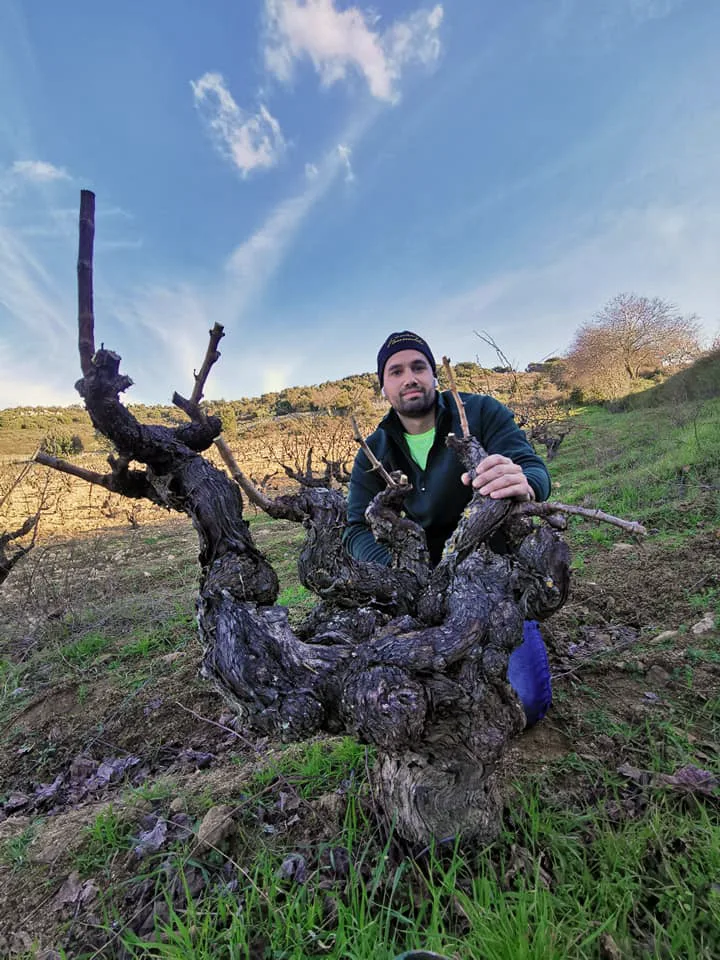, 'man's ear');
433,377,439,388
381,387,387,399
